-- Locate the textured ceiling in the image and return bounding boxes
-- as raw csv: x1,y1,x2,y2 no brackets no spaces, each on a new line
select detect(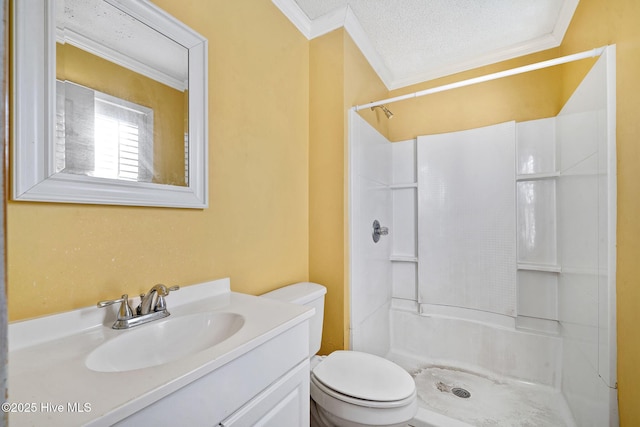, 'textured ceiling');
274,0,579,89
57,0,188,90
